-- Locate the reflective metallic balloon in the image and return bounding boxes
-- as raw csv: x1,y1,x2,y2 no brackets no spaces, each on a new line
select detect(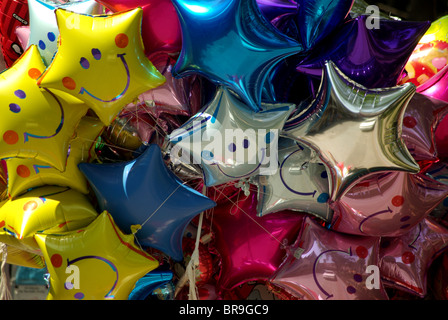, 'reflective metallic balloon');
254,137,332,222
256,0,297,22
296,0,353,50
78,144,216,261
282,61,420,202
128,270,174,300
331,171,448,237
379,217,448,297
96,0,182,59
168,87,294,186
208,190,304,292
171,0,302,111
417,64,448,103
27,0,103,66
270,217,388,300
295,16,430,88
